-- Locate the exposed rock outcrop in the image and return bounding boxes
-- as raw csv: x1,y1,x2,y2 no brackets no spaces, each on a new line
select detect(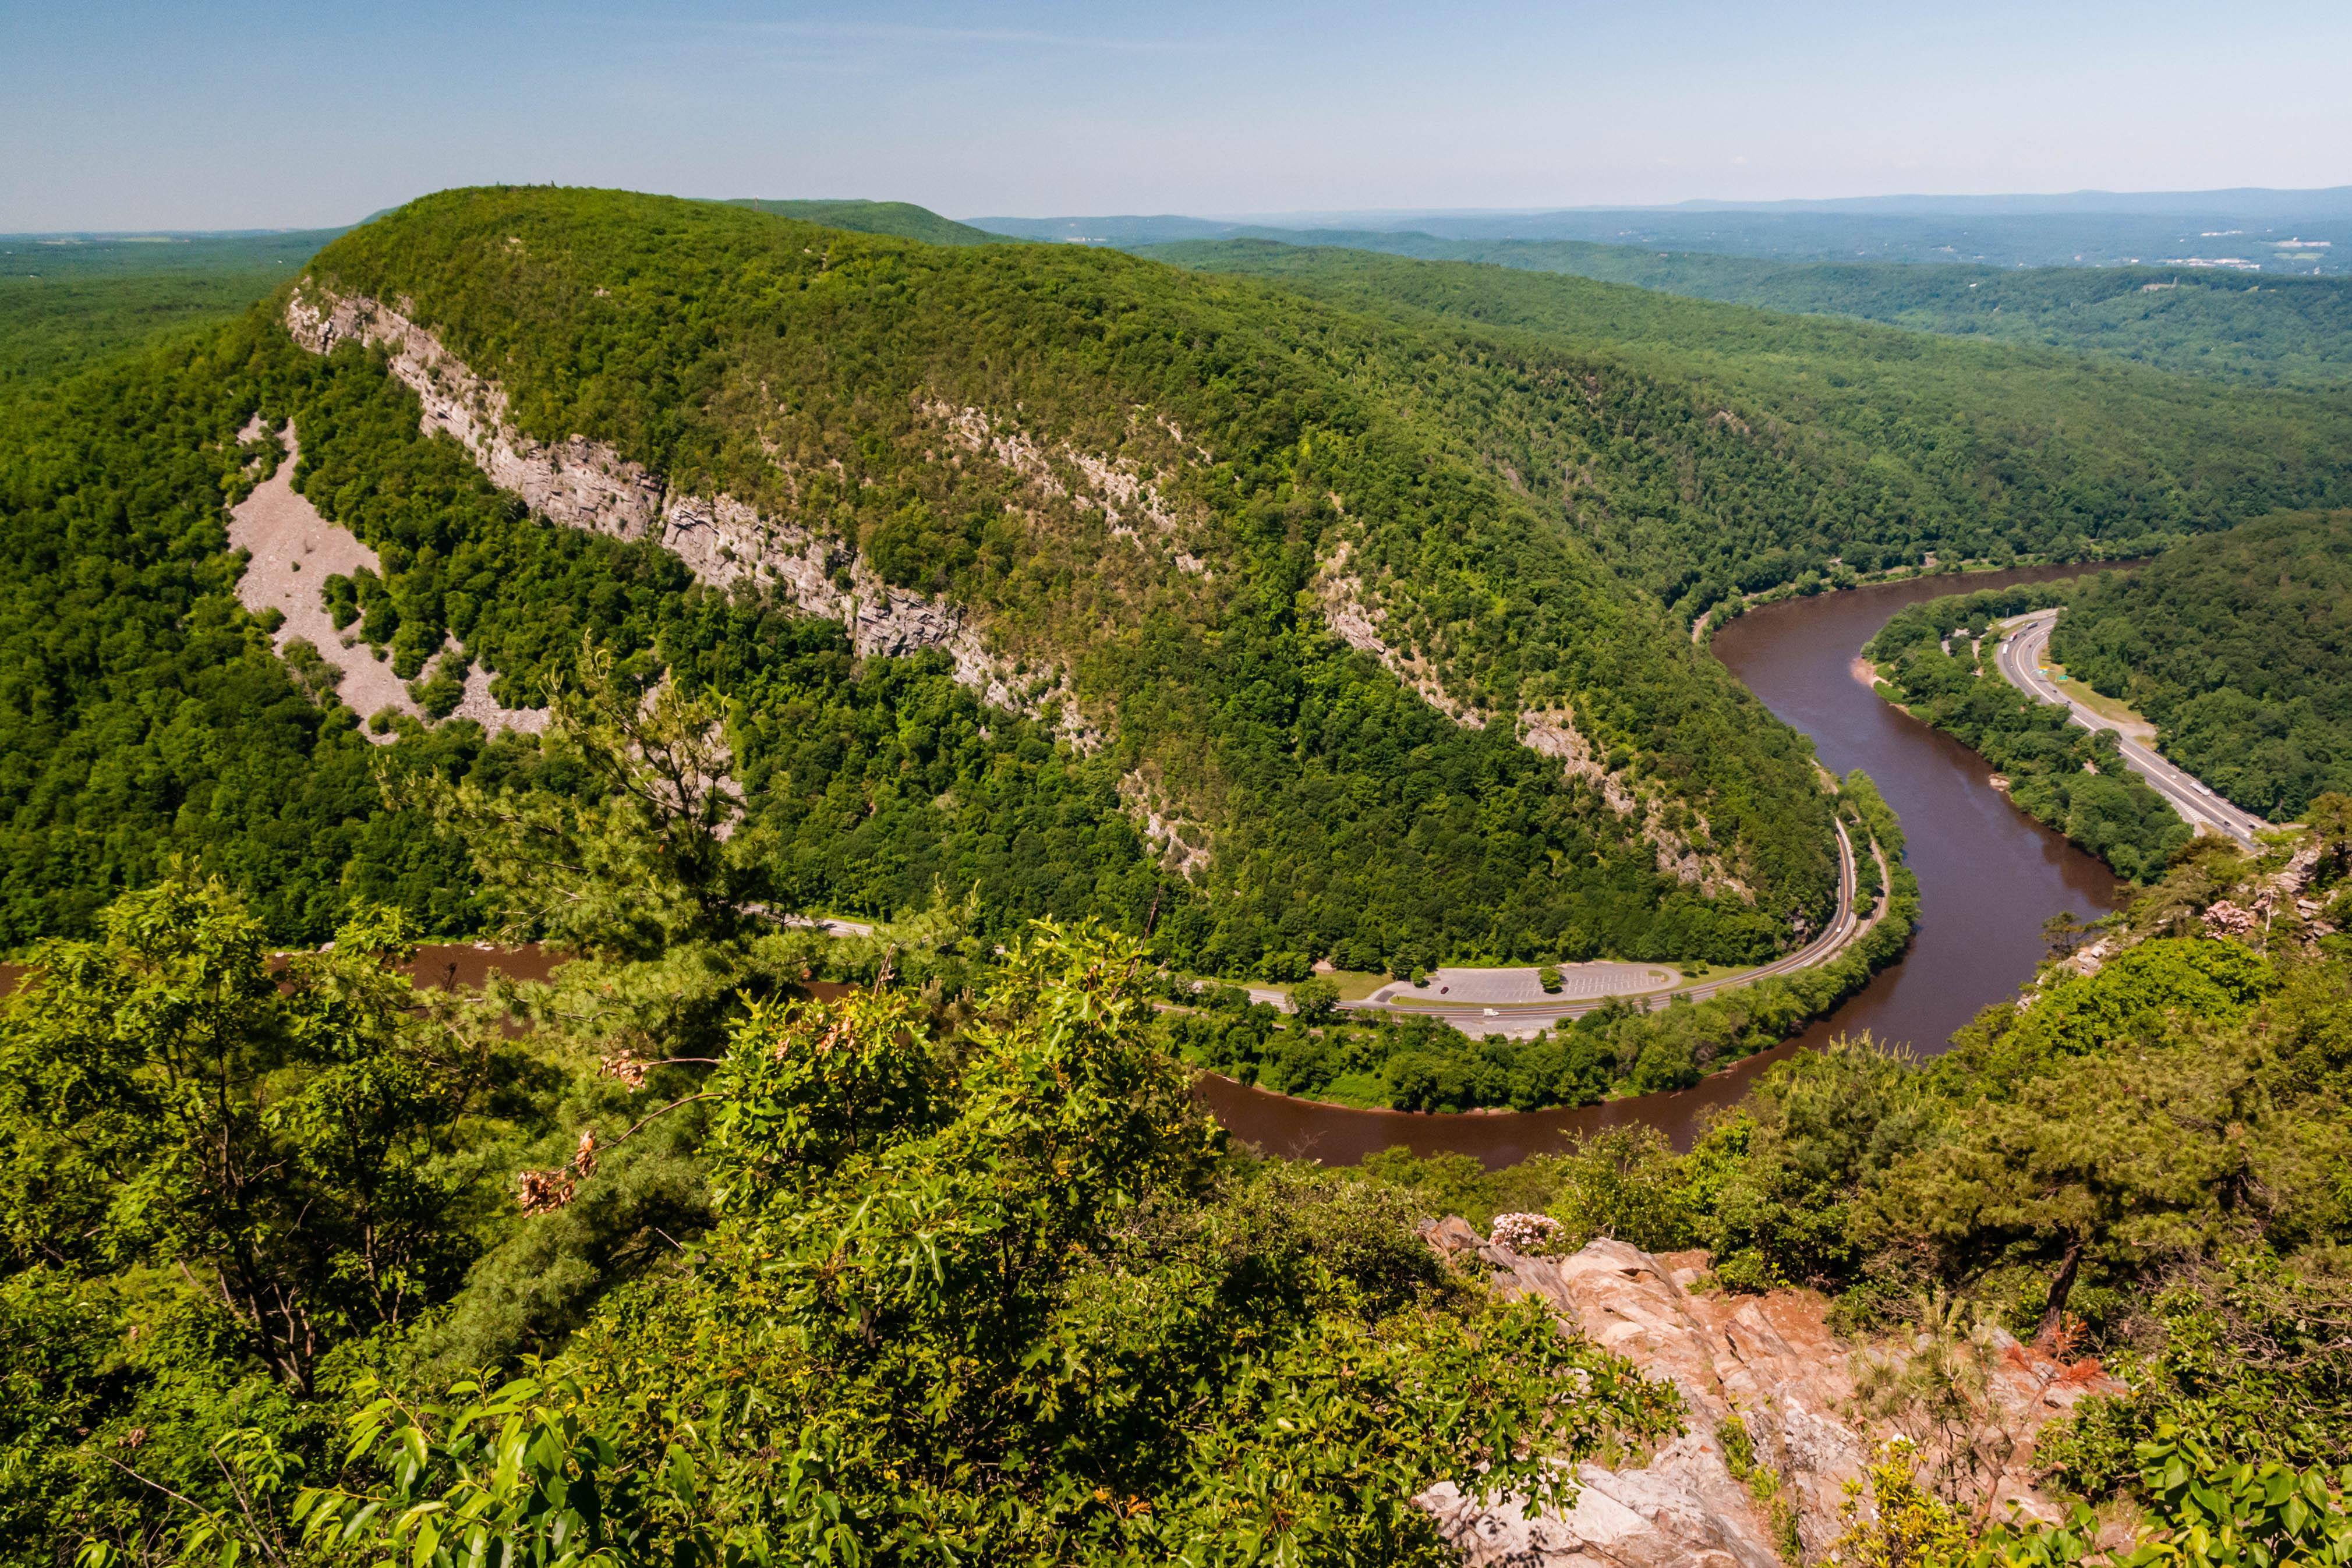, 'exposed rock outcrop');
923,398,1182,540
2026,831,2336,1008
285,288,665,540
1417,1226,2118,1567
1117,763,1214,880
1518,707,1749,898
225,417,544,739
1518,709,1635,814
282,284,1084,737
1310,537,1752,898
1313,543,1486,730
